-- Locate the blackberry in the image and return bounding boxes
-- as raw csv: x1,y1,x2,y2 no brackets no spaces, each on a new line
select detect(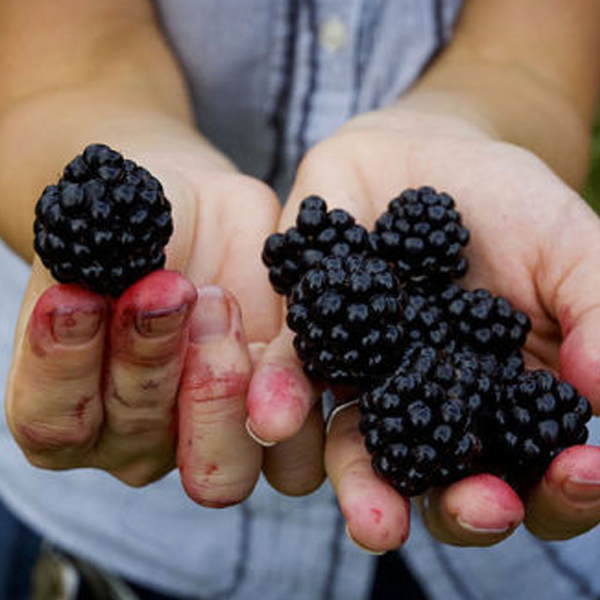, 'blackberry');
491,370,592,484
287,253,403,386
33,143,172,297
359,343,485,496
262,196,370,295
370,187,469,281
438,284,531,358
